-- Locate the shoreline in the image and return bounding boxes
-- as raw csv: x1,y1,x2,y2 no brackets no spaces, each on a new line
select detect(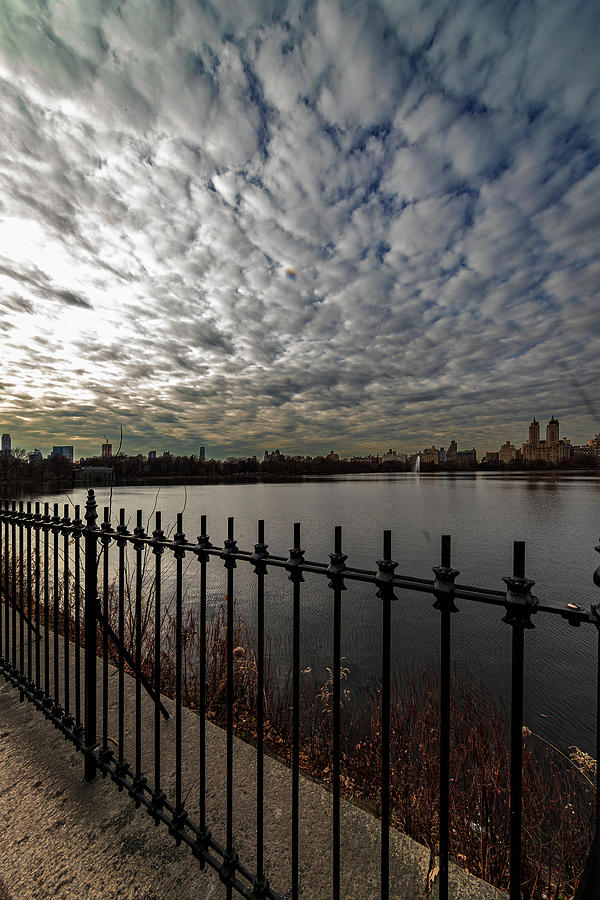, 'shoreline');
2,467,599,493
